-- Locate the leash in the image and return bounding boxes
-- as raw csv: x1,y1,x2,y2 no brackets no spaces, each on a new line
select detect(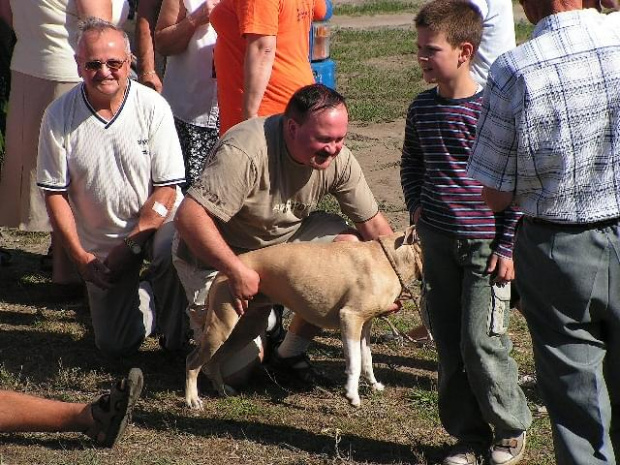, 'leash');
377,236,415,301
